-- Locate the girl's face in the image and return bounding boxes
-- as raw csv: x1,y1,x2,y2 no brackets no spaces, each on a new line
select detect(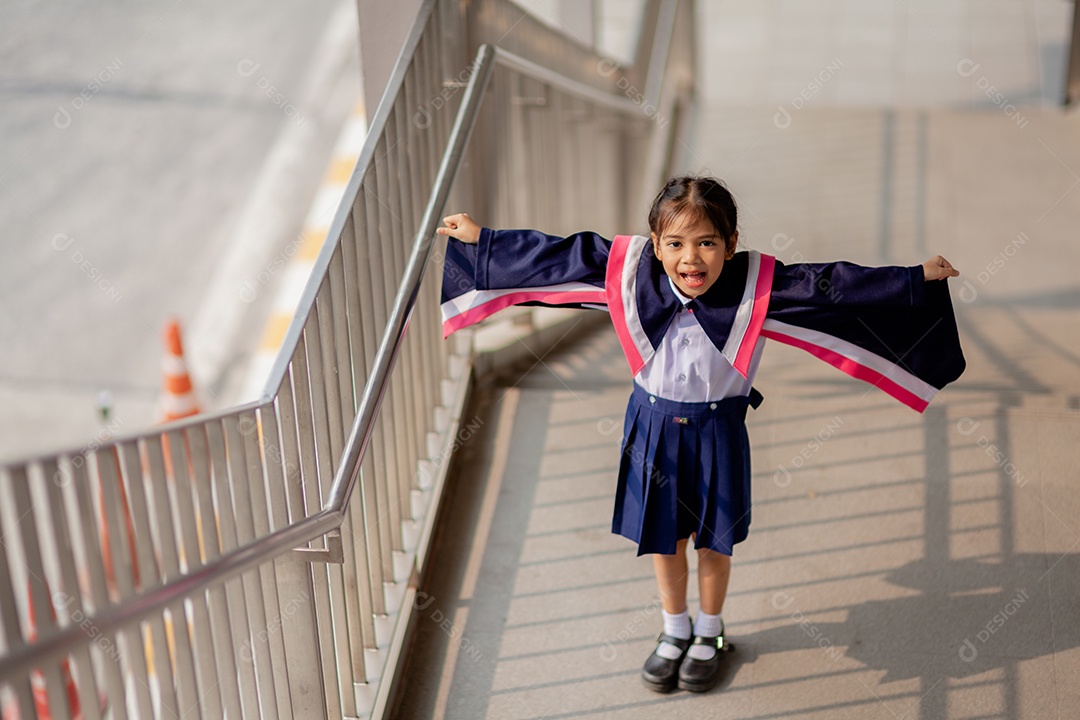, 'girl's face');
651,213,735,298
